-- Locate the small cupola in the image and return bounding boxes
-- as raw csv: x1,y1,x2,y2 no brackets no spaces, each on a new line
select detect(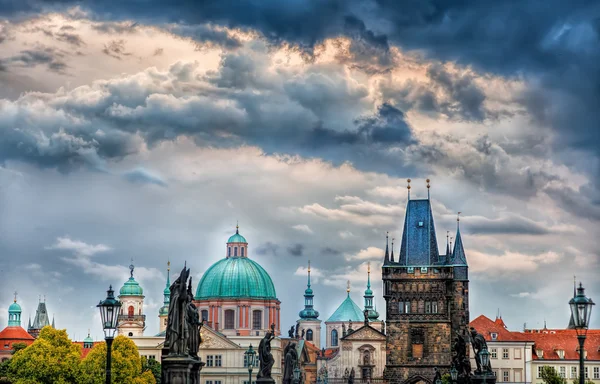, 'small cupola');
226,224,248,258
